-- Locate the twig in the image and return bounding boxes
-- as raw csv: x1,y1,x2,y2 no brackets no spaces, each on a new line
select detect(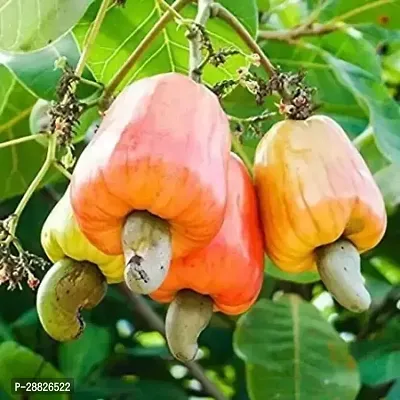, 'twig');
53,162,72,180
0,134,47,149
75,0,113,76
188,0,213,83
103,0,192,102
211,2,276,77
258,23,341,42
119,284,228,400
5,136,57,242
